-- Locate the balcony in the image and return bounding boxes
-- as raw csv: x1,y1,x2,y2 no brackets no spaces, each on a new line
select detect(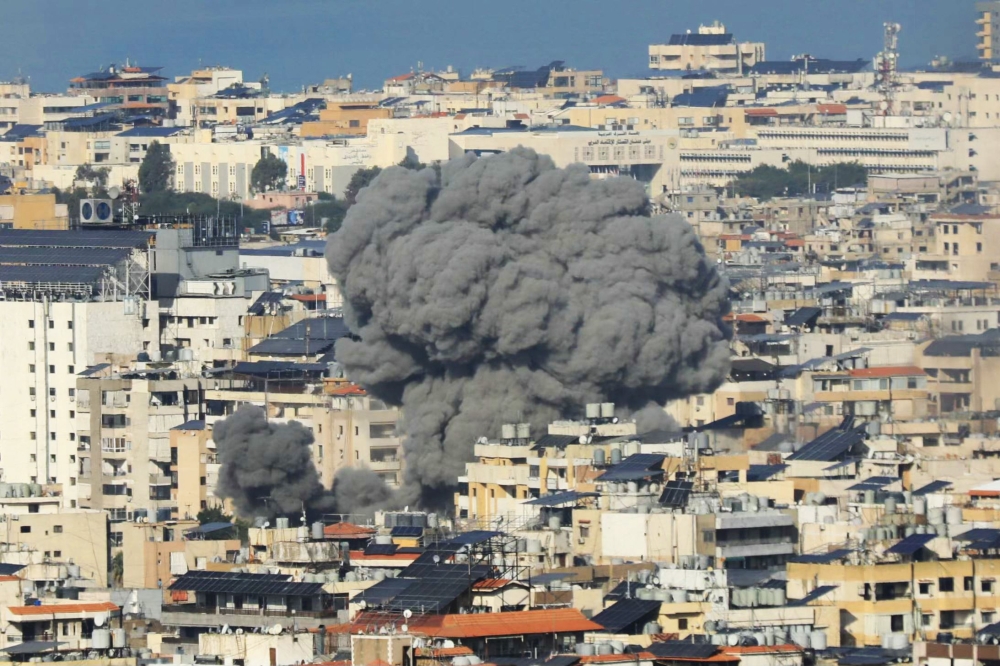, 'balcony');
161,604,342,630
